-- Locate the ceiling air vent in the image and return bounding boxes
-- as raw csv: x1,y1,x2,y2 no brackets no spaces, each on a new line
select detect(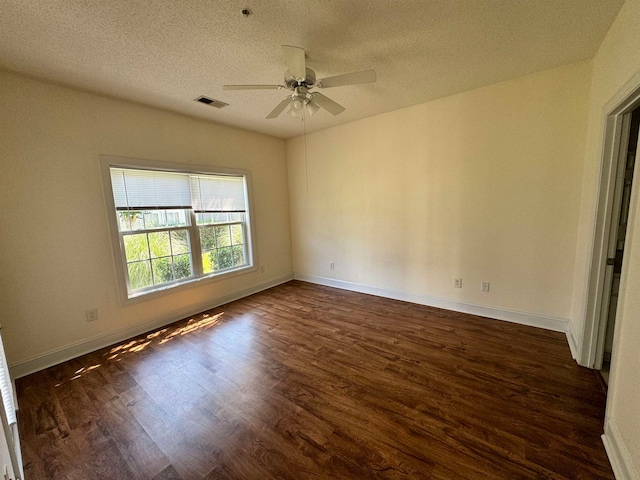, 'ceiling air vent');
194,96,229,109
